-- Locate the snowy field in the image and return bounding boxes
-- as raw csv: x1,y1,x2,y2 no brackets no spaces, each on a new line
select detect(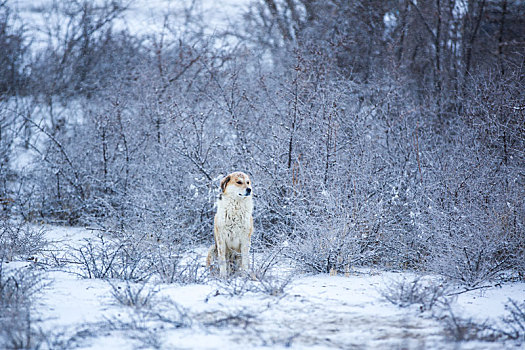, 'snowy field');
11,0,247,44
3,225,523,349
